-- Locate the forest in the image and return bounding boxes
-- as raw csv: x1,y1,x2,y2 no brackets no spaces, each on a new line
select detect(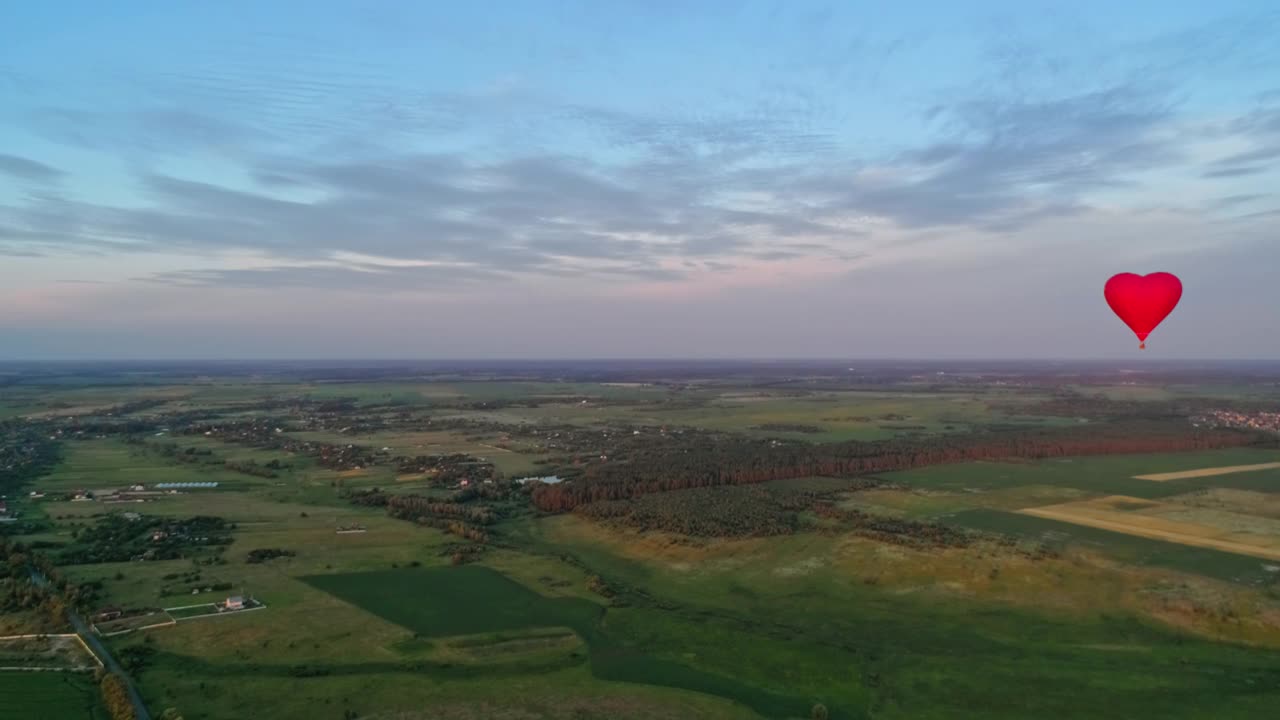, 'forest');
532,420,1263,511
